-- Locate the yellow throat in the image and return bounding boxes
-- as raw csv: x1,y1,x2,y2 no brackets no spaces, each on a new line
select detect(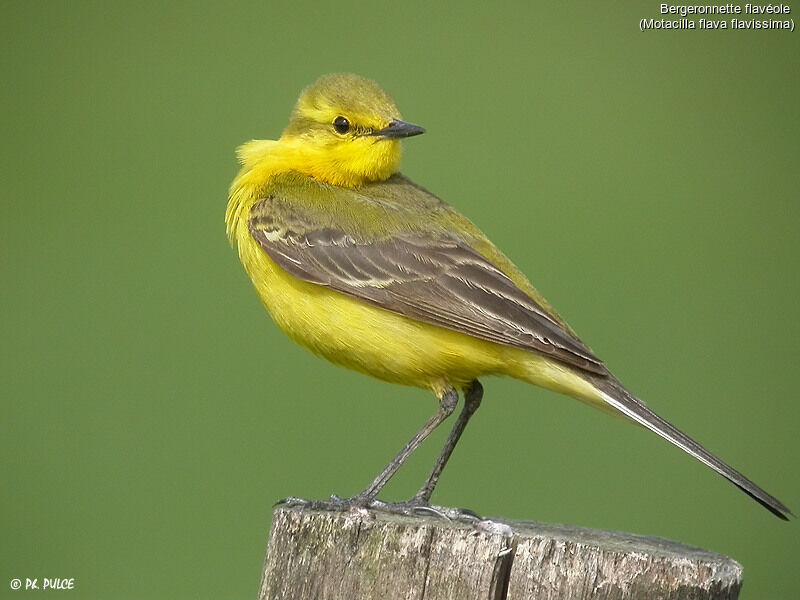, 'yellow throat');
238,73,425,189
